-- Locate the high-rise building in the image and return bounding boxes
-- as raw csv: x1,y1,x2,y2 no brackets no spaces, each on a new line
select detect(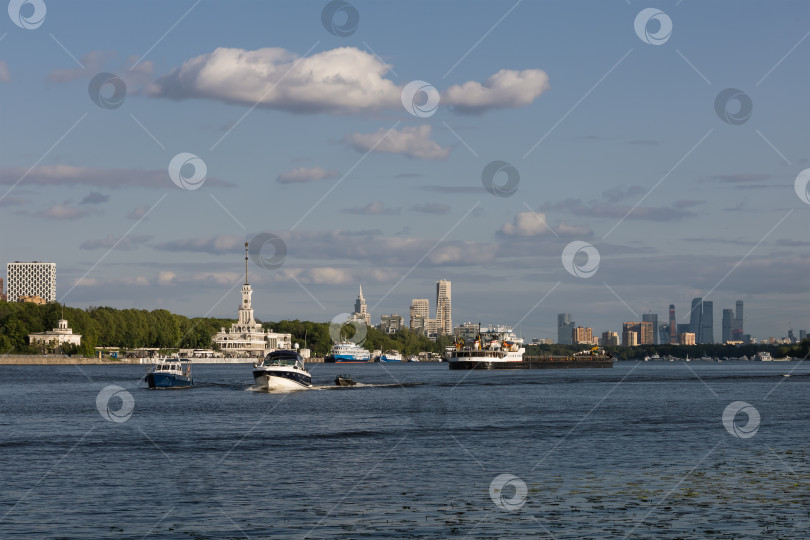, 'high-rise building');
7,262,56,303
601,331,619,346
623,321,653,345
409,299,429,331
0,277,5,301
679,332,696,345
658,324,670,345
669,304,677,344
573,326,593,344
557,313,574,344
642,313,659,345
722,309,734,343
701,301,714,344
800,330,807,341
729,306,740,342
622,326,638,347
436,280,452,336
689,298,703,343
351,285,371,326
379,314,403,334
